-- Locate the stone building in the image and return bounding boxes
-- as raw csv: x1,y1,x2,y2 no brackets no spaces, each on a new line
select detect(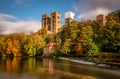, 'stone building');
65,11,75,24
65,18,74,24
42,11,61,34
43,43,56,57
96,15,107,28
